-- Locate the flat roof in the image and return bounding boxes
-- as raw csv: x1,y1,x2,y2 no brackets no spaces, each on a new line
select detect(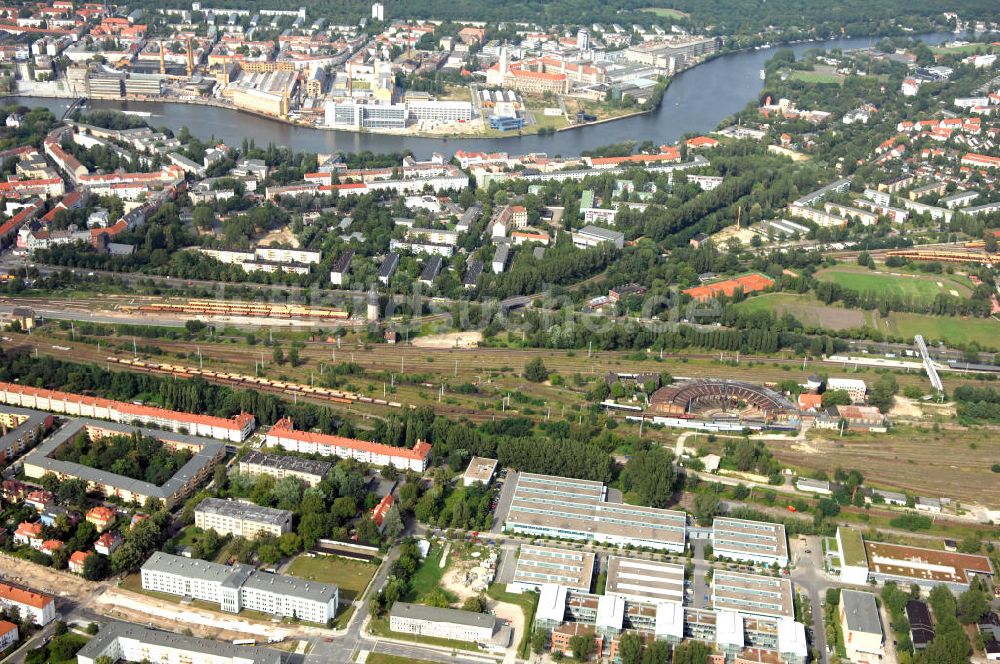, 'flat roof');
777,618,808,657
390,602,495,631
505,472,685,547
865,541,993,585
239,450,332,478
513,544,595,592
576,224,624,241
195,498,292,527
838,527,868,568
463,456,498,484
716,609,745,648
711,571,794,619
76,622,283,664
605,556,684,604
596,594,625,630
712,517,788,562
654,601,684,640
535,584,568,624
840,589,883,636
24,418,223,502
